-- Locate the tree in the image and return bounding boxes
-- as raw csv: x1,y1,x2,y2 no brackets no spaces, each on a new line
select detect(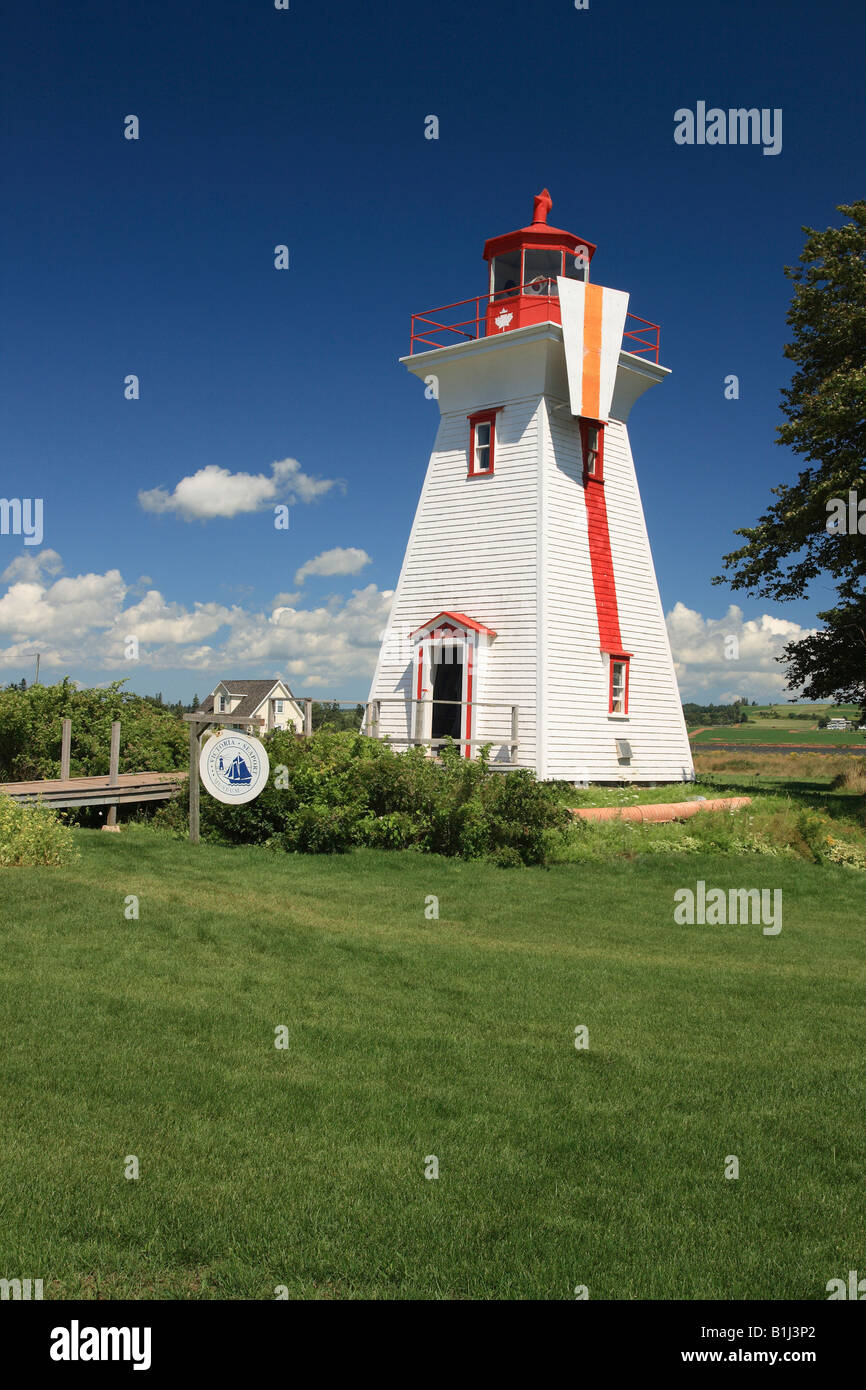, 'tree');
0,678,187,781
714,201,866,702
310,701,365,732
